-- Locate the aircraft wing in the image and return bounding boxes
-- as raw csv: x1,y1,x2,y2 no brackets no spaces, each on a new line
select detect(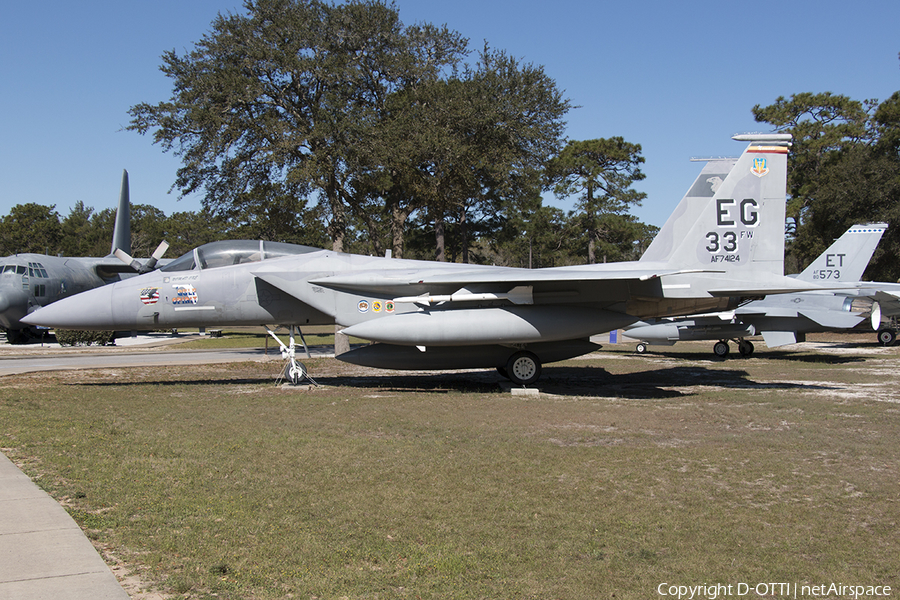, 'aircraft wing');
255,263,777,311
92,258,142,276
254,266,670,318
305,266,684,292
302,258,835,295
704,275,847,297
